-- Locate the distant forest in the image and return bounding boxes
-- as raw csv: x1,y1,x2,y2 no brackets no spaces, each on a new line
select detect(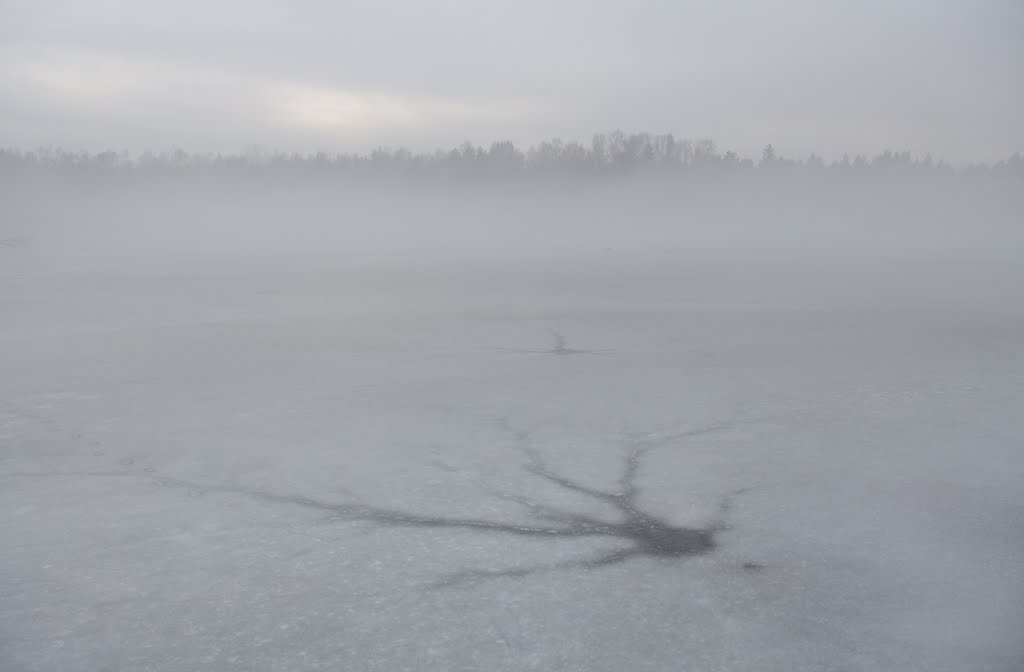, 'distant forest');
2,132,1022,180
